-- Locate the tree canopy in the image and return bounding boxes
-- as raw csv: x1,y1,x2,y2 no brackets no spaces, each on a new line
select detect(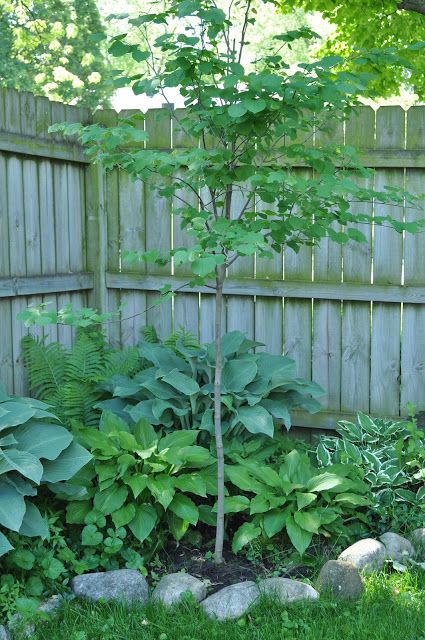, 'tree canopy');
0,0,112,108
280,0,425,99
